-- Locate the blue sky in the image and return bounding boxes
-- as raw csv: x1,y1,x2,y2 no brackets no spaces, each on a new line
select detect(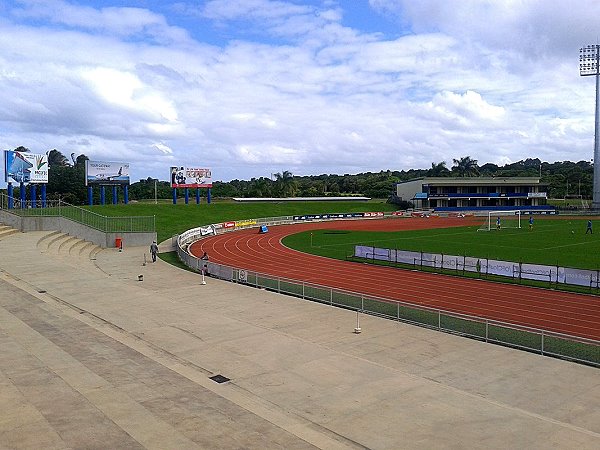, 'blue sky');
1,0,600,183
